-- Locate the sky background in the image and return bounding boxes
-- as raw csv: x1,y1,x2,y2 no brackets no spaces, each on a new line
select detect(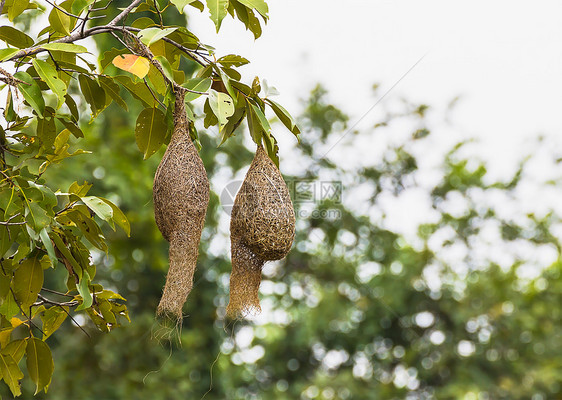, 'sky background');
187,0,562,171
188,1,562,284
